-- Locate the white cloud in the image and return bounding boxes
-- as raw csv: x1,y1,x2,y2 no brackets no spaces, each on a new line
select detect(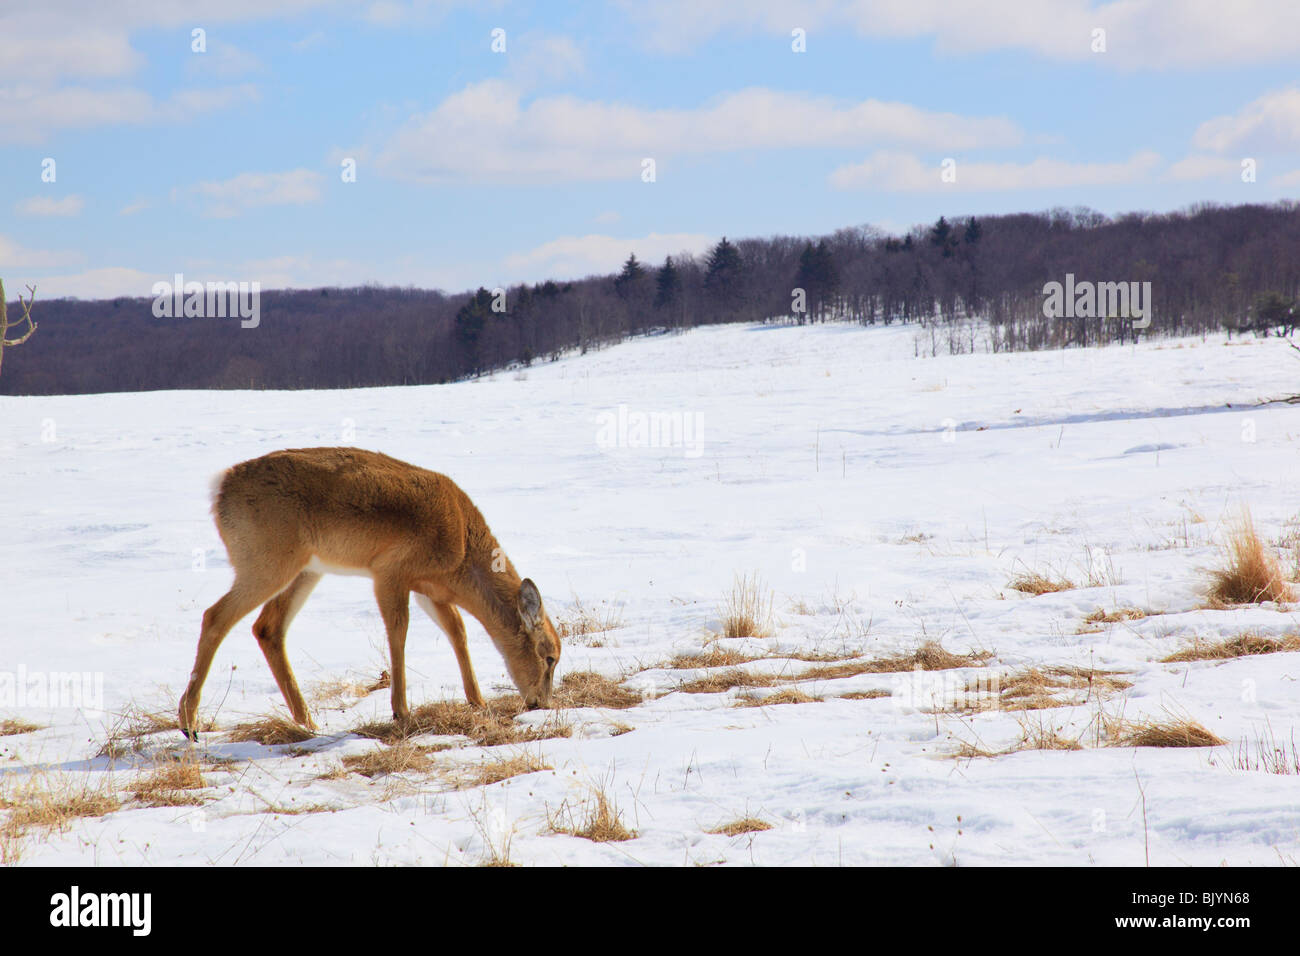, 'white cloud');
619,0,1300,68
23,267,160,300
15,195,85,217
377,80,1021,184
0,84,259,142
186,42,265,78
503,232,715,281
1165,154,1245,182
0,234,84,270
829,149,1162,191
179,168,326,218
1192,88,1300,153
506,32,585,85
